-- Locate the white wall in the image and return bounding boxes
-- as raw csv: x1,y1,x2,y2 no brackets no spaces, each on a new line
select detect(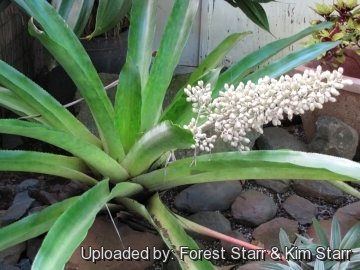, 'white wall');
154,0,335,72
201,0,335,67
